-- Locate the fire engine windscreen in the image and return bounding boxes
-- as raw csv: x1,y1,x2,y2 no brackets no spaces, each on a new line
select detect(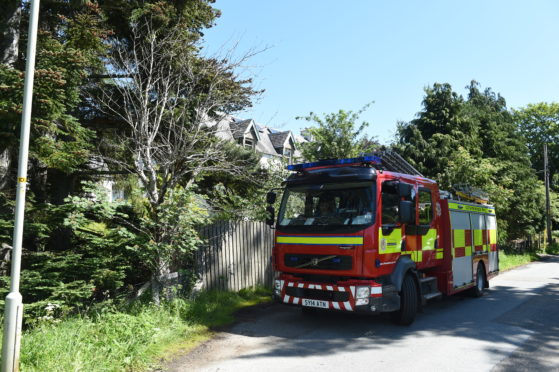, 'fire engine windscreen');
278,182,375,228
